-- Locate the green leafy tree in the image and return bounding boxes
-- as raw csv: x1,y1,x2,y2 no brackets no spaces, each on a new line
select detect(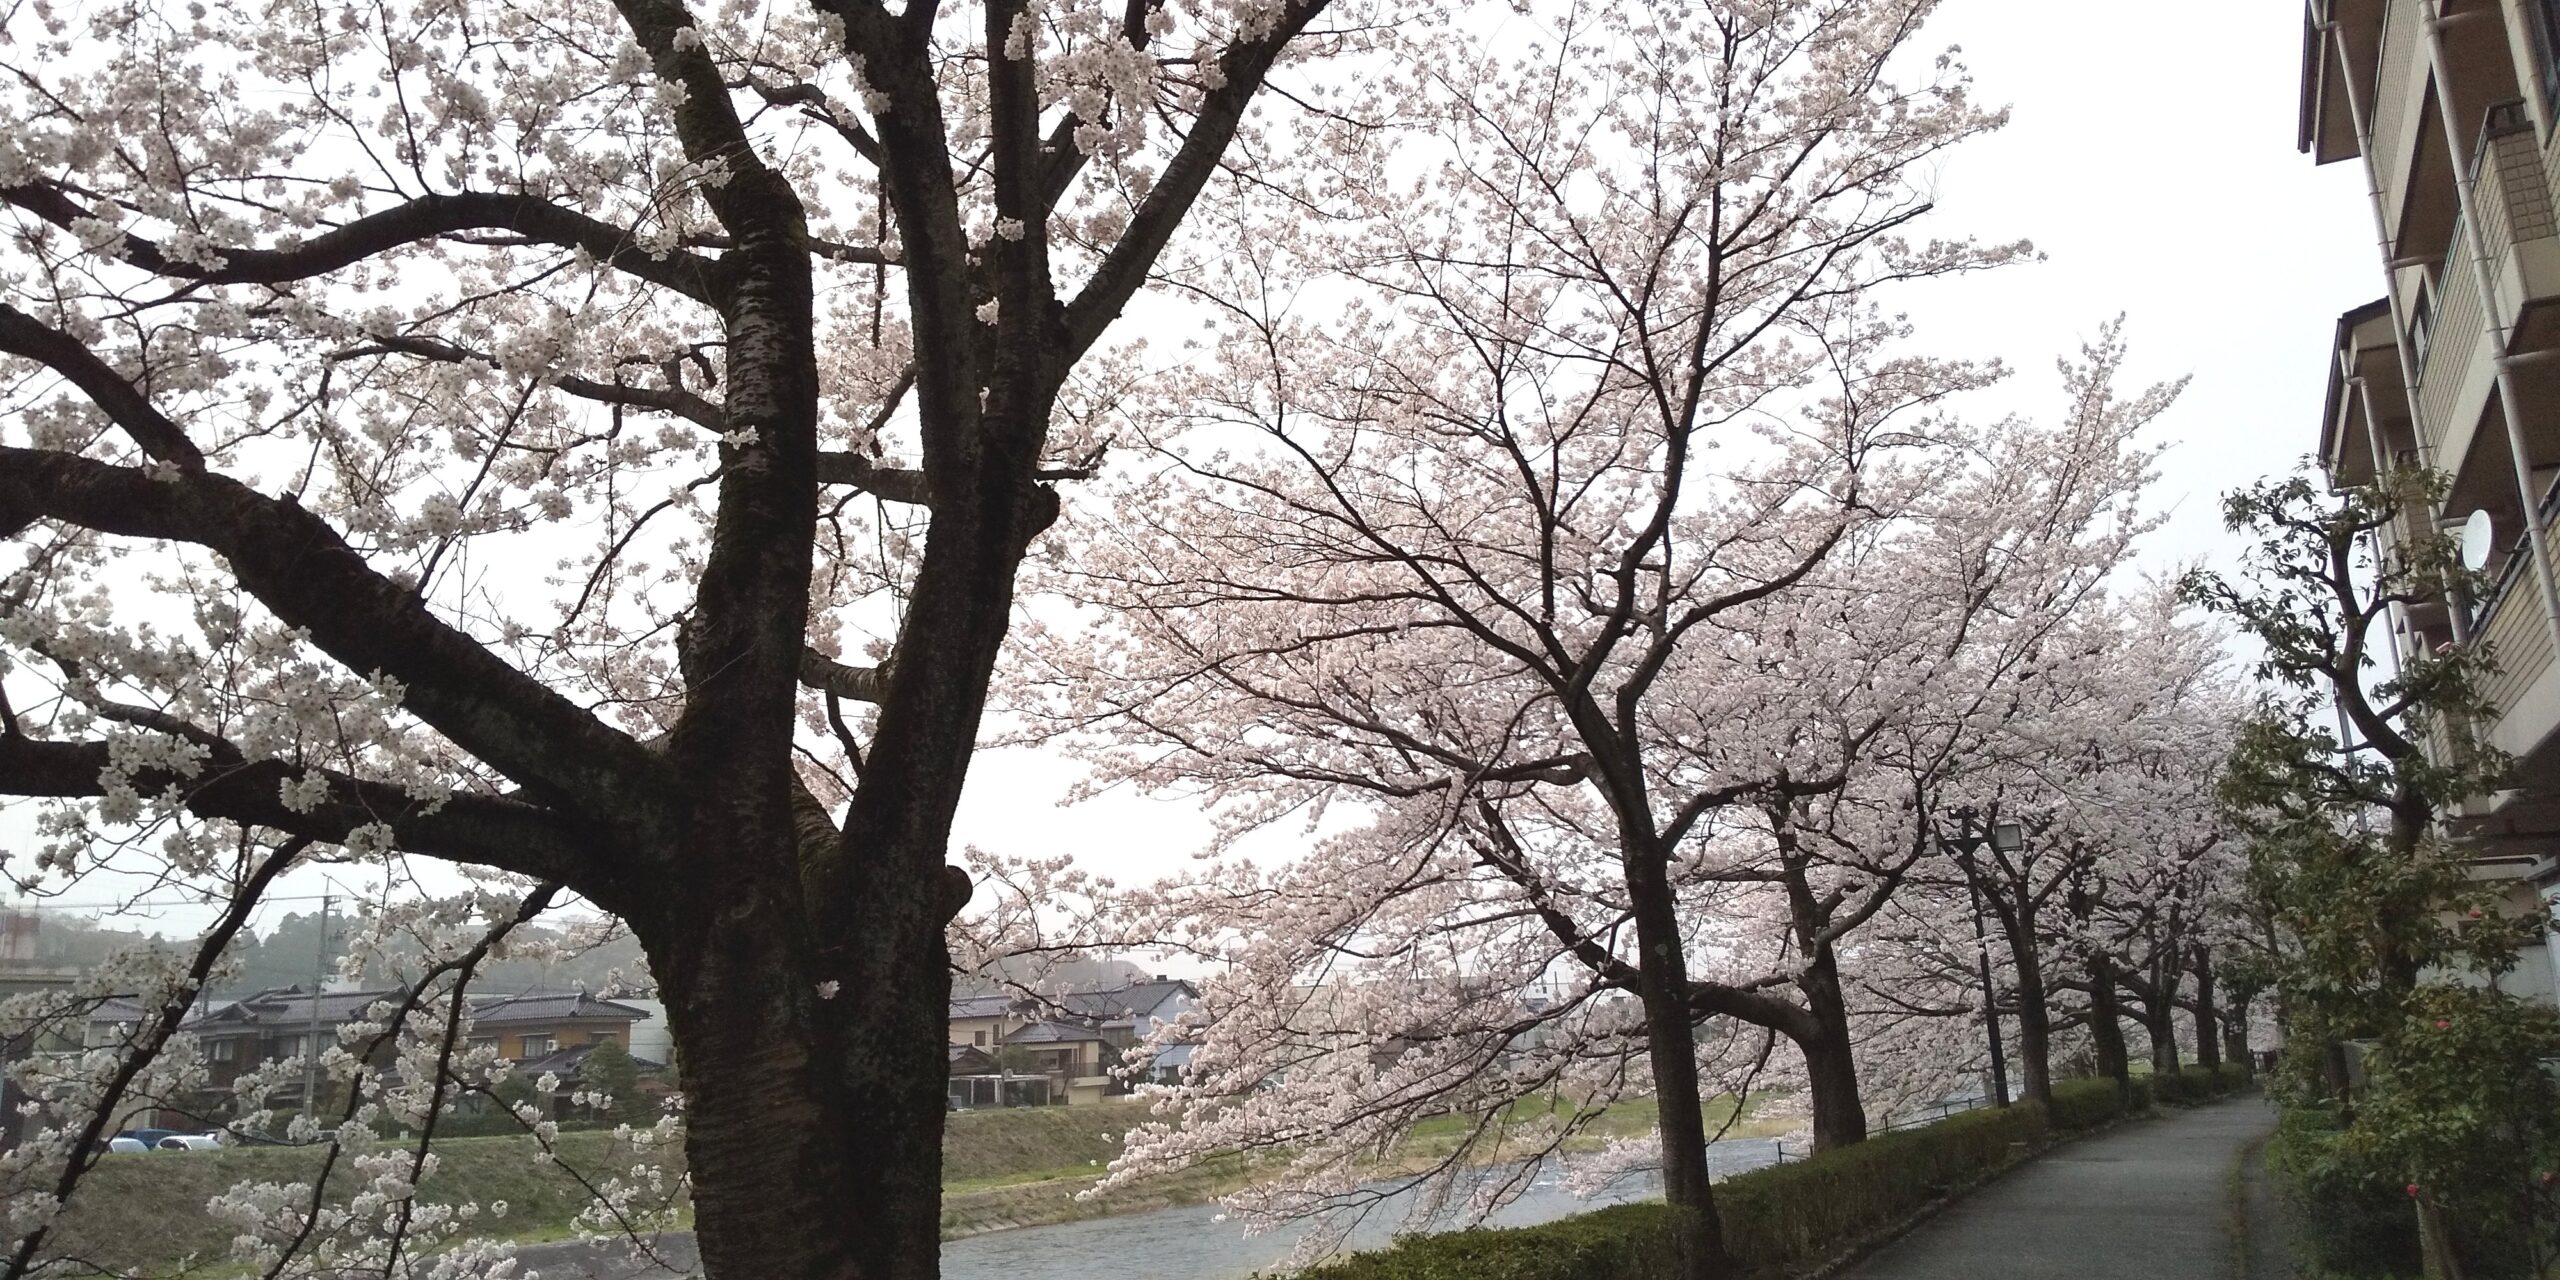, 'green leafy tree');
2187,469,2560,1274
582,1039,648,1127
